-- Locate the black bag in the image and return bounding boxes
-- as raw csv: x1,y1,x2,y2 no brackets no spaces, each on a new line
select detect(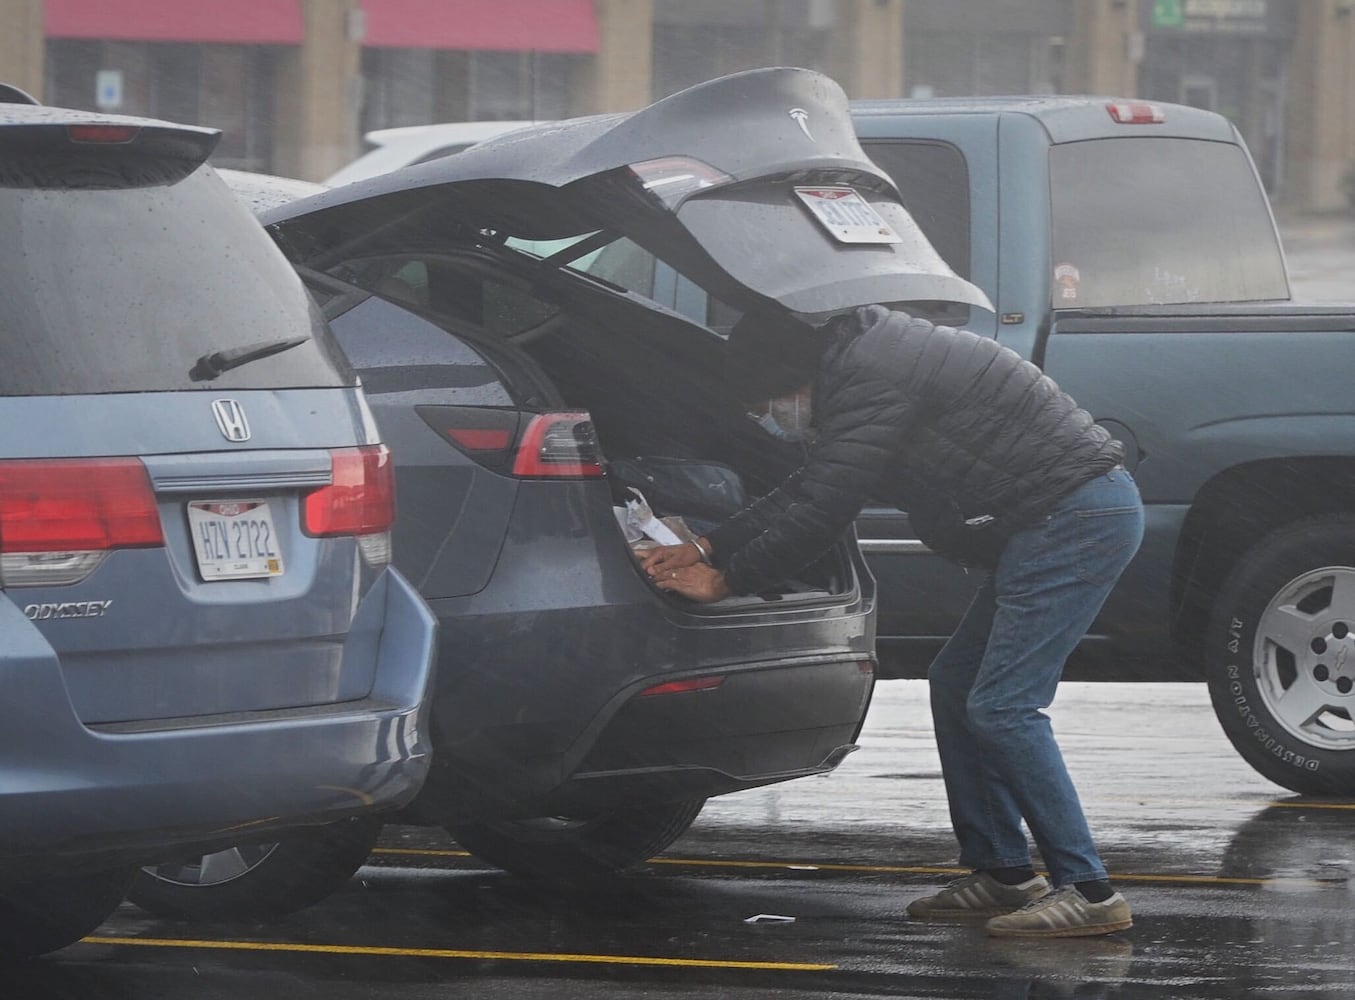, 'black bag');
608,456,748,533
906,495,1014,571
